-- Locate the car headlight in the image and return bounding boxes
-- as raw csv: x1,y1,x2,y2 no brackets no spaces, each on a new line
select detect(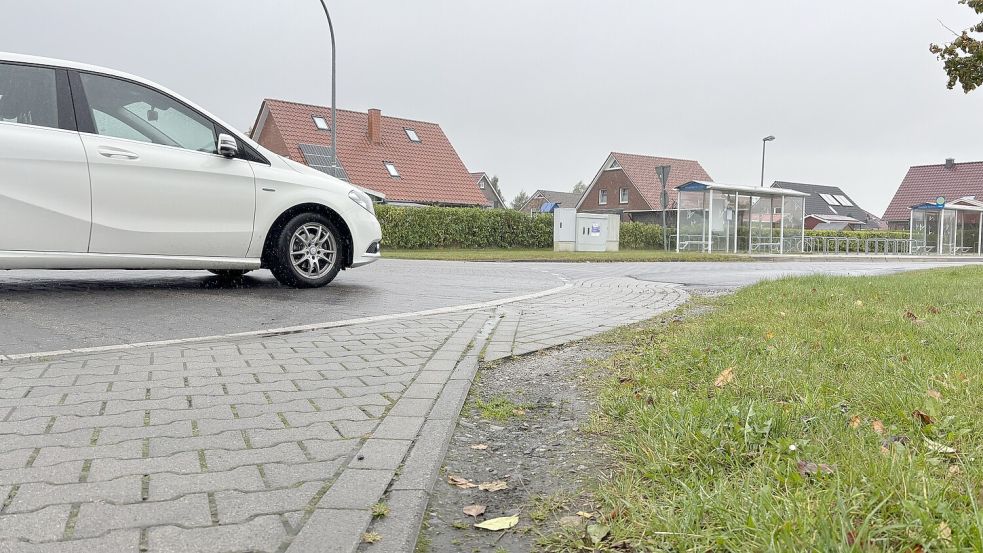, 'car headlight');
348,188,375,215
